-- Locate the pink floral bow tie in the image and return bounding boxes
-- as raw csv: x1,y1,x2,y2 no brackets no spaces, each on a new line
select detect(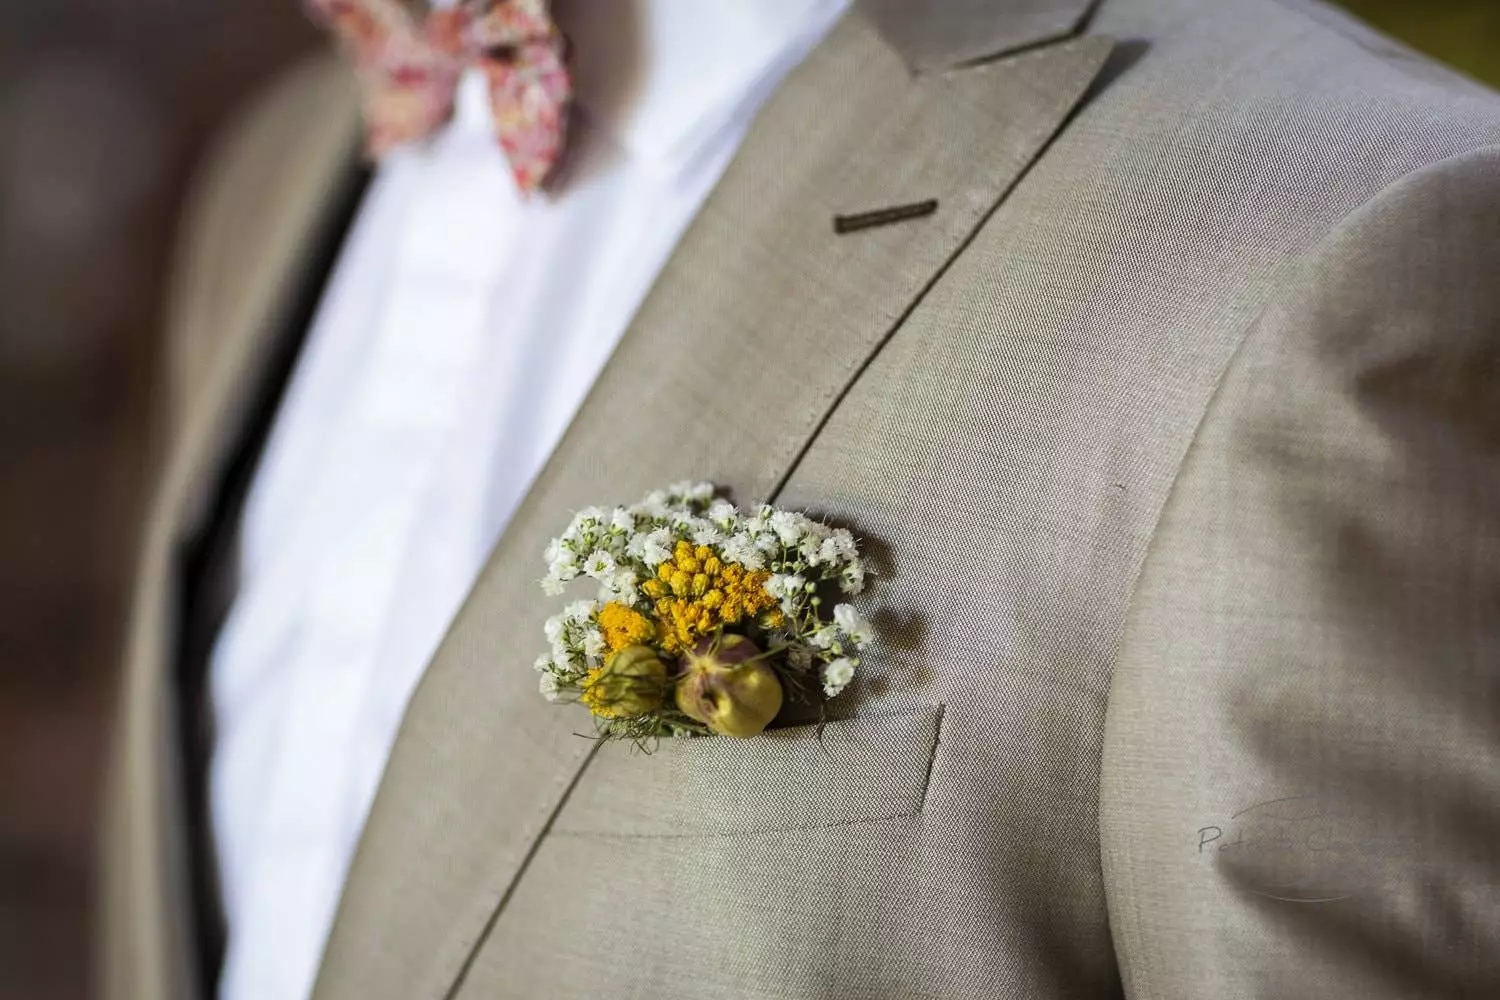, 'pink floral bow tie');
307,0,572,195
